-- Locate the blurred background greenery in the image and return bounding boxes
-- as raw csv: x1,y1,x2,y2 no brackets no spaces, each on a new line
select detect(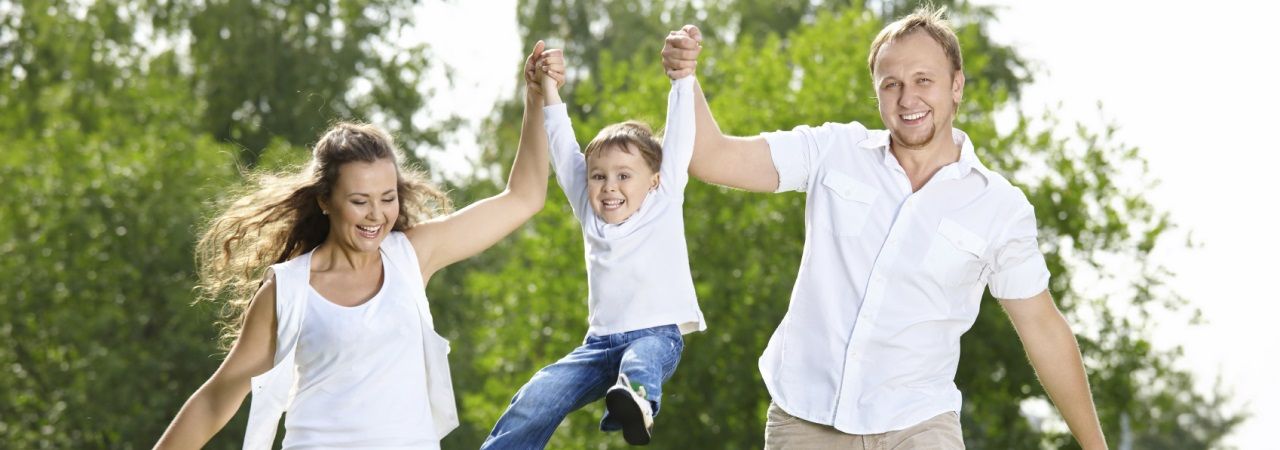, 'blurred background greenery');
0,0,1246,448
